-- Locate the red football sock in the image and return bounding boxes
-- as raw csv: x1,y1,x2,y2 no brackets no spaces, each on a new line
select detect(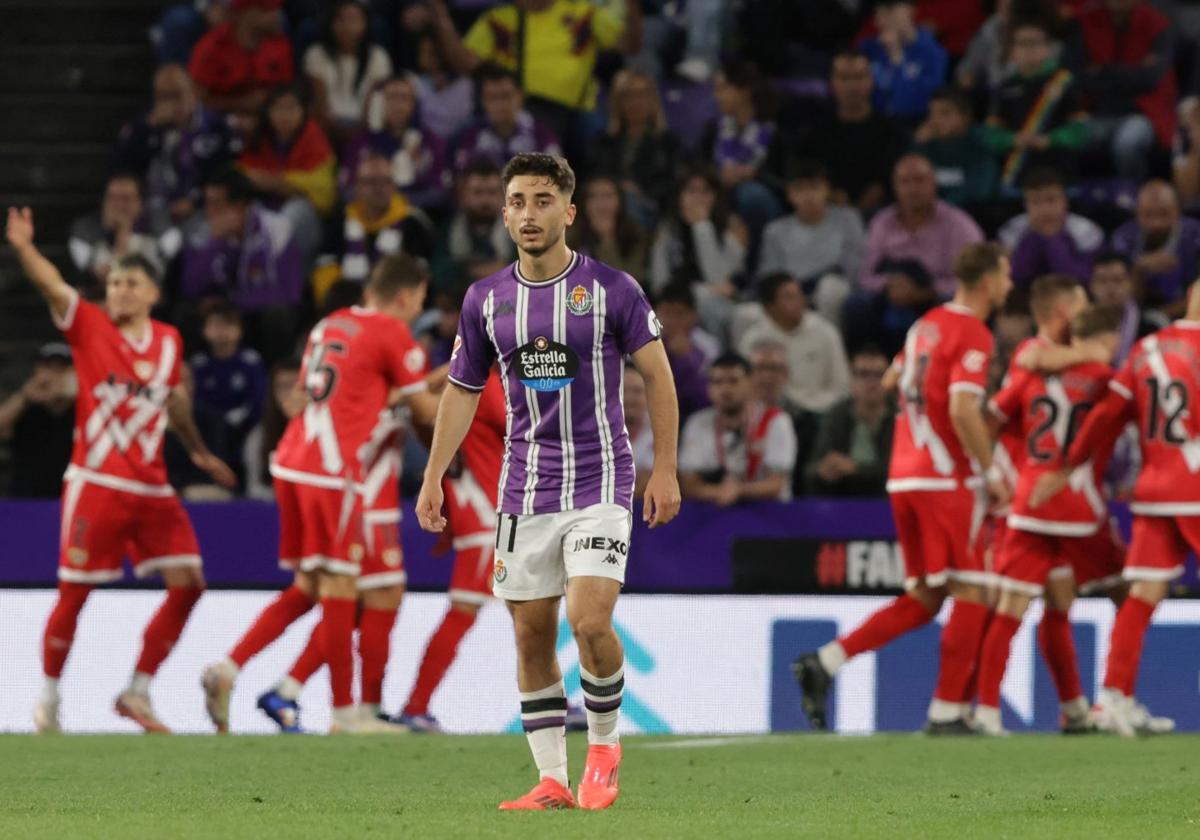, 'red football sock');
228,586,314,668
359,607,398,706
838,594,932,659
1103,595,1157,696
42,582,93,678
1038,607,1083,703
404,607,477,716
320,598,357,709
933,599,991,703
975,613,1021,708
287,623,325,685
135,586,203,676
